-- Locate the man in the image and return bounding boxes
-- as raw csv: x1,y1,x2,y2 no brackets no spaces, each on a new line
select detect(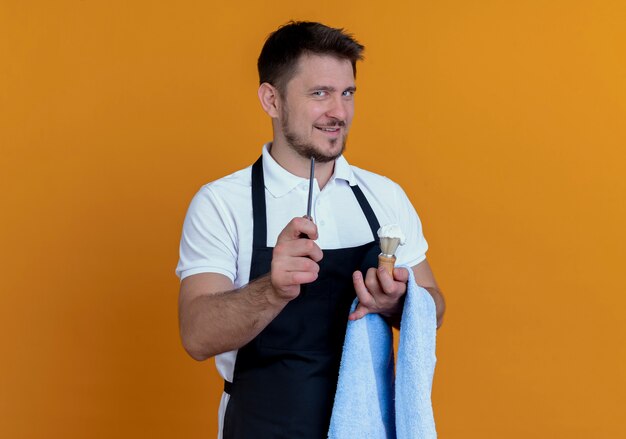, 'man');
177,21,445,439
